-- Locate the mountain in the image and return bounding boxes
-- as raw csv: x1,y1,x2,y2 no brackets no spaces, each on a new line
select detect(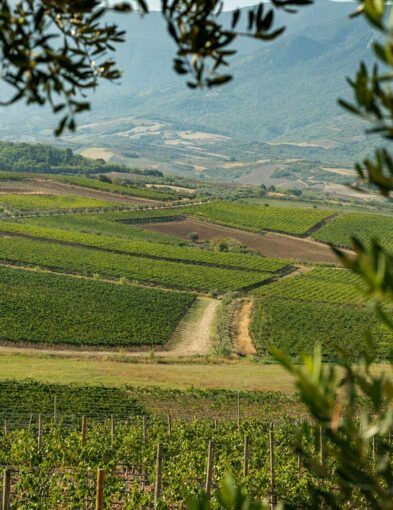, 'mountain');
0,0,374,151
